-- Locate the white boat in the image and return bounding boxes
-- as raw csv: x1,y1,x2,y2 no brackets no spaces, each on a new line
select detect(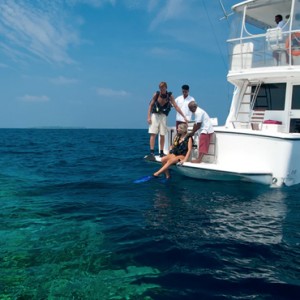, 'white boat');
154,0,300,187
